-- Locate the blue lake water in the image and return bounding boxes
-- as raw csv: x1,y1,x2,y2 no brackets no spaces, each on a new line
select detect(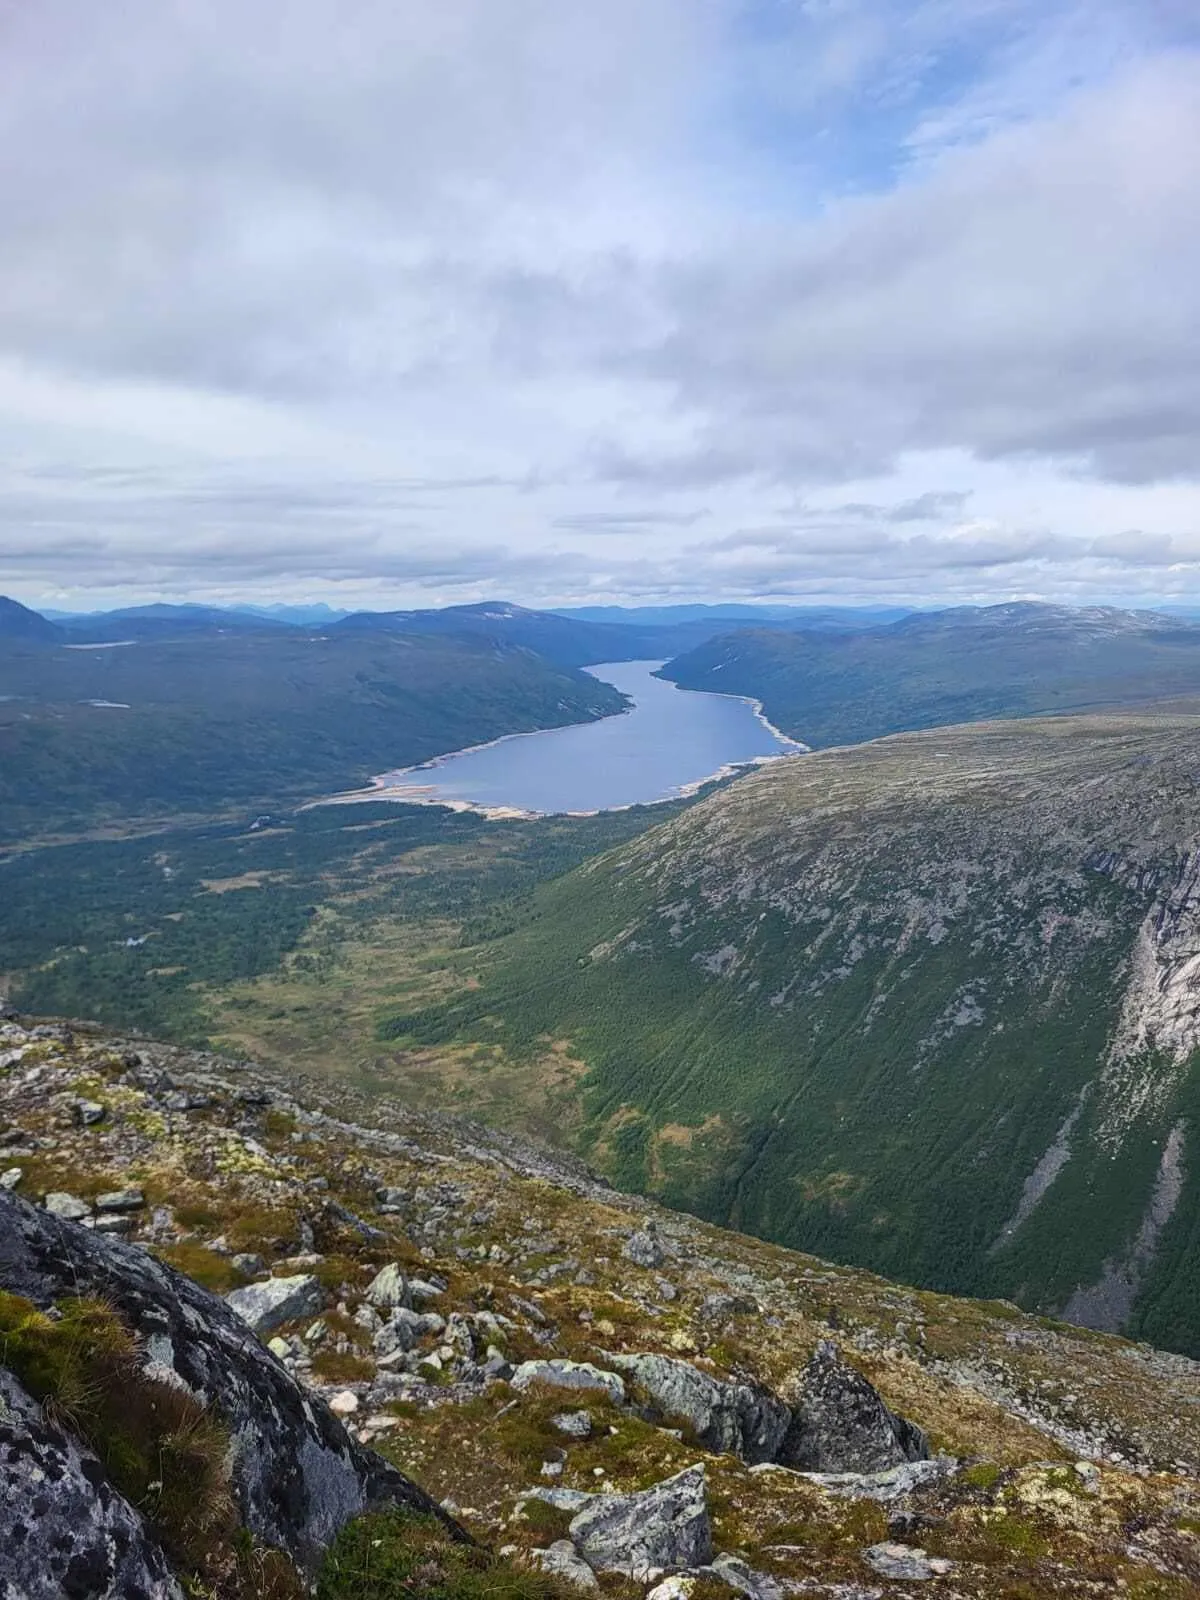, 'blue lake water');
361,660,802,815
